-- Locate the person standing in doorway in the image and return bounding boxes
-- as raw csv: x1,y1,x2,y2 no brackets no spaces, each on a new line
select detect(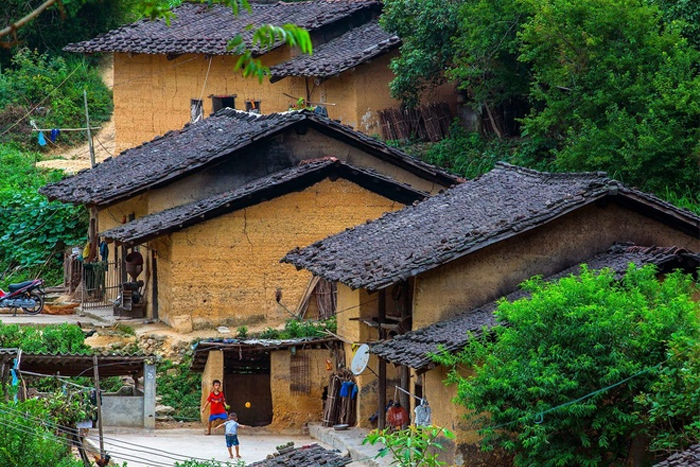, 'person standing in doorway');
201,379,227,435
